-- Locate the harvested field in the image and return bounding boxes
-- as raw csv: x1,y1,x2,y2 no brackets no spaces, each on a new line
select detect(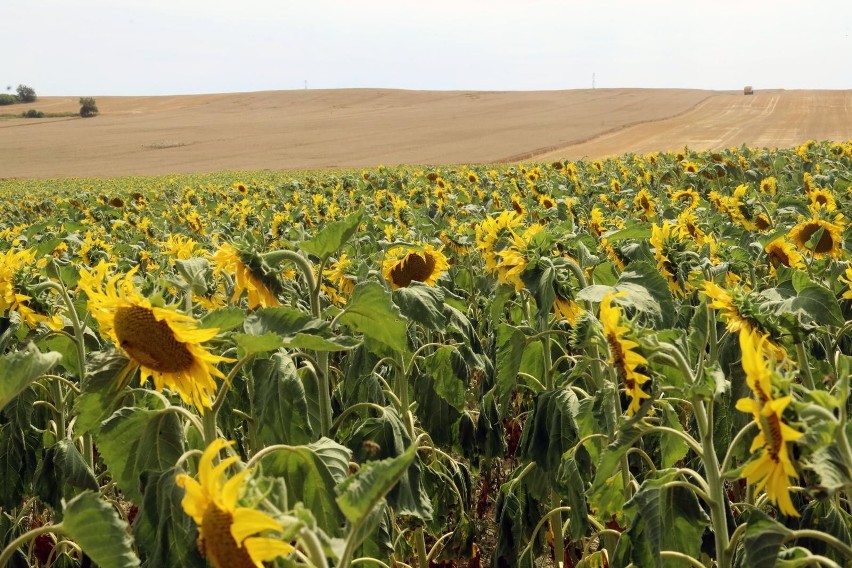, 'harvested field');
2,88,850,178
